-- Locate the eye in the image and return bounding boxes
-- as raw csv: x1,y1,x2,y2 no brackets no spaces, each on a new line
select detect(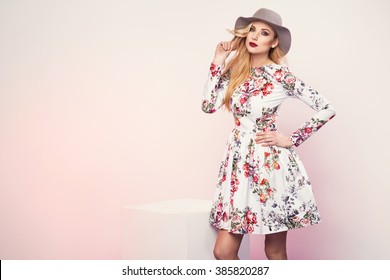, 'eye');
249,26,255,32
261,31,270,36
